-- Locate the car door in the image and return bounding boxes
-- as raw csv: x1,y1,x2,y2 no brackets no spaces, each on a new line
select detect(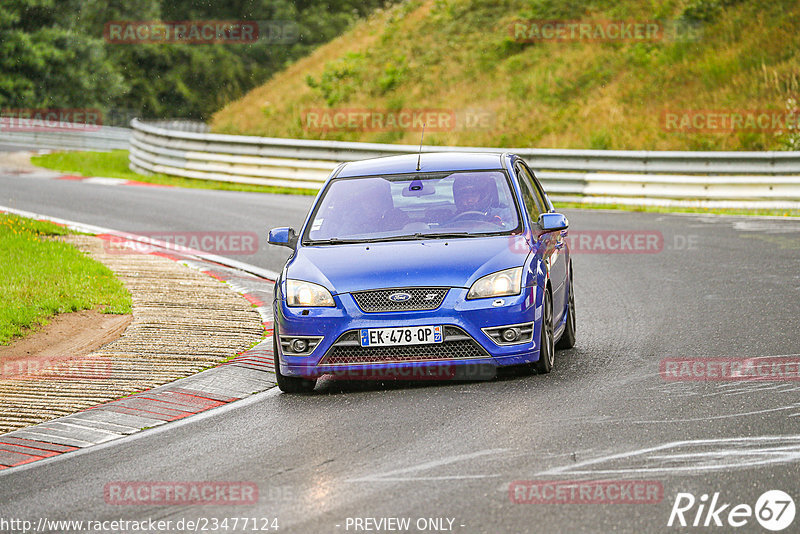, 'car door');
516,161,567,324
